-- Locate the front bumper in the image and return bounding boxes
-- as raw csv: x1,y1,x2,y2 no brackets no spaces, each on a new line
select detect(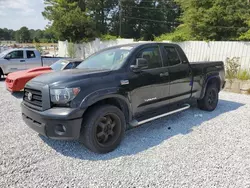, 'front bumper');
5,77,26,92
21,102,85,140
